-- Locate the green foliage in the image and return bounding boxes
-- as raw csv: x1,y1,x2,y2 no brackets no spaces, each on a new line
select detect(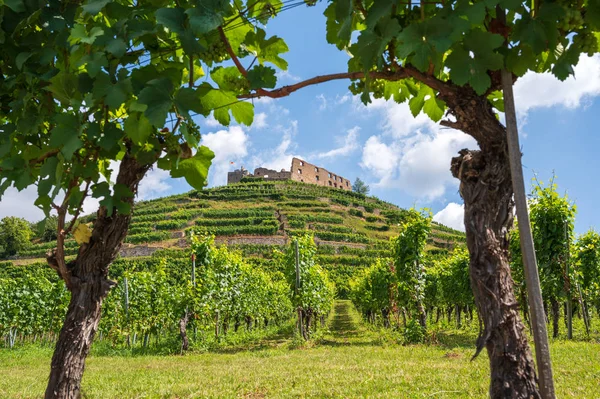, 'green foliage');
0,217,33,258
277,234,335,320
573,229,600,303
530,177,576,300
391,208,431,323
325,0,600,113
428,247,472,309
0,0,294,225
349,258,396,320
